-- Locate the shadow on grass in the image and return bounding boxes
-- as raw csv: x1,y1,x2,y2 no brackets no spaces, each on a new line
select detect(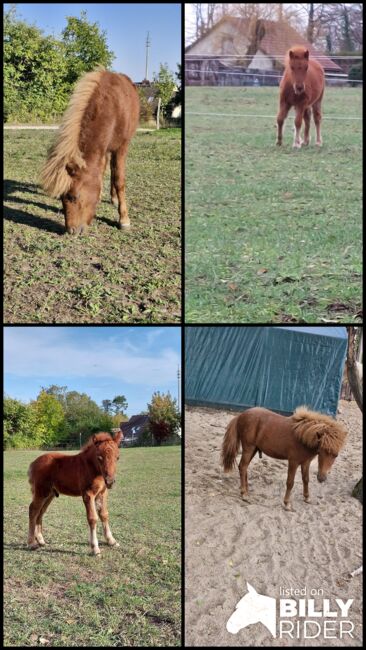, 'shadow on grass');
4,179,64,234
4,542,84,556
